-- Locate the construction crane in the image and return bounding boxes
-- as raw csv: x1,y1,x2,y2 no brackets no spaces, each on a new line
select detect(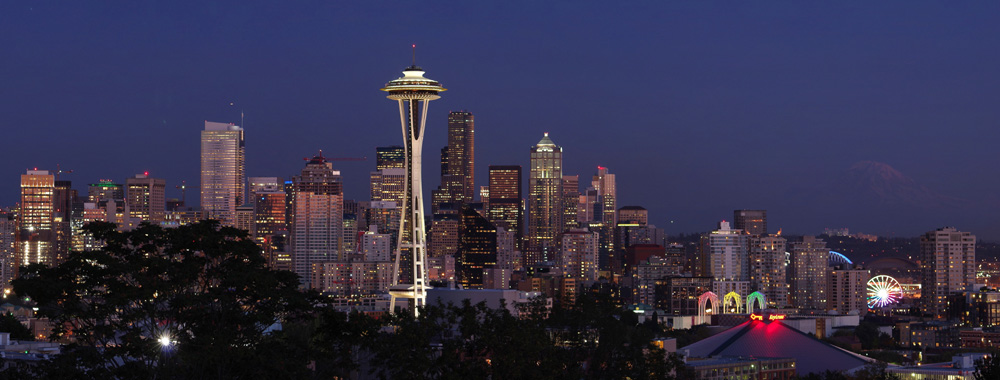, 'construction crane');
176,180,188,205
302,150,367,162
54,163,73,180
